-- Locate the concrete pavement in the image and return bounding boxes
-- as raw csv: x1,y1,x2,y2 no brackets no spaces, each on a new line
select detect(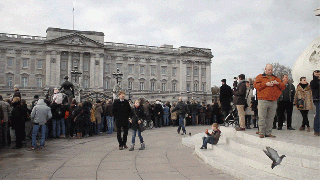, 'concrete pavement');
0,126,235,180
